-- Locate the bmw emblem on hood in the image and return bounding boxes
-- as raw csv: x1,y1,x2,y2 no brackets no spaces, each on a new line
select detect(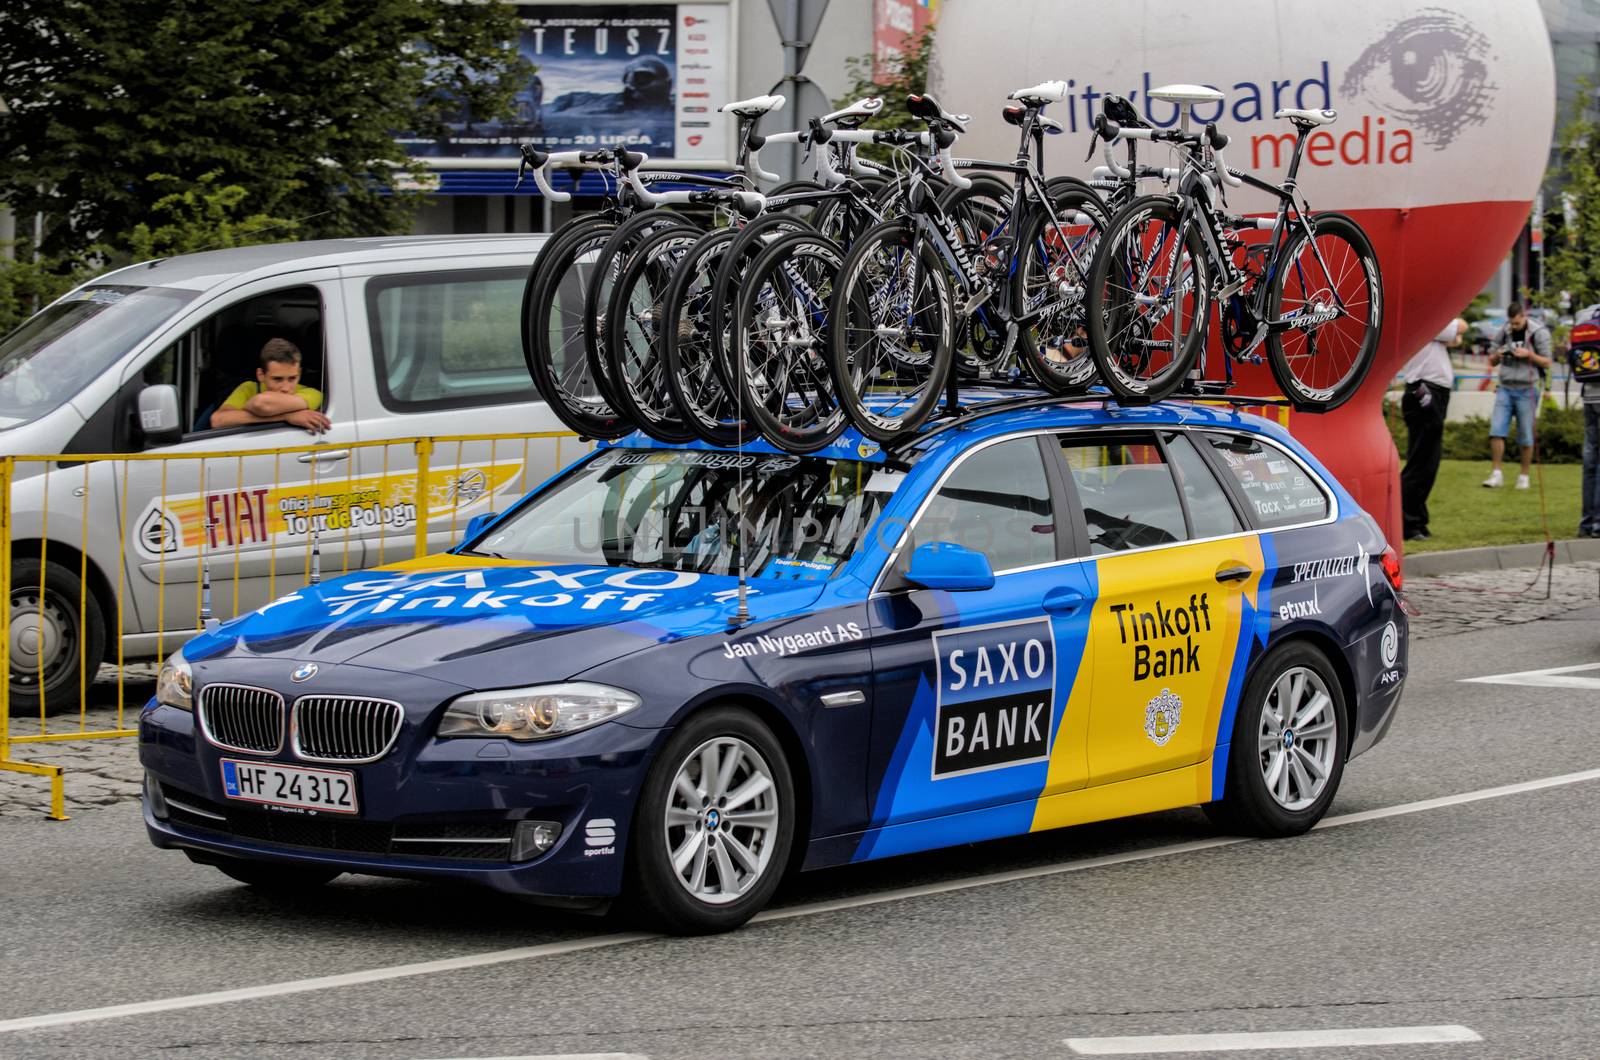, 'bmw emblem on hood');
290,662,318,683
